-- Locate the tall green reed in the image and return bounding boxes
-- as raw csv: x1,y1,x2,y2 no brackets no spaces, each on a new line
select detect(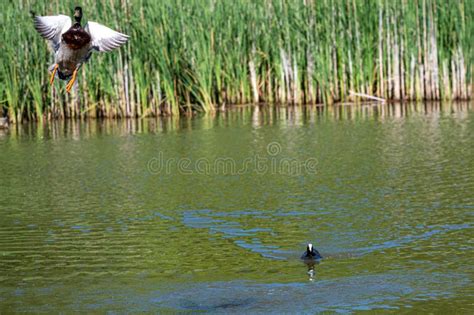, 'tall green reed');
0,0,471,122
